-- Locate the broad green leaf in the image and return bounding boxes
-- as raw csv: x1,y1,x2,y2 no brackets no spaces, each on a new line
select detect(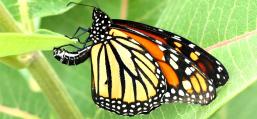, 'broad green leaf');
1,0,257,119
1,0,81,21
128,0,167,24
41,0,121,36
43,0,257,118
1,0,83,119
0,63,57,119
0,33,73,57
211,80,257,119
156,0,257,47
43,0,257,119
82,30,257,119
